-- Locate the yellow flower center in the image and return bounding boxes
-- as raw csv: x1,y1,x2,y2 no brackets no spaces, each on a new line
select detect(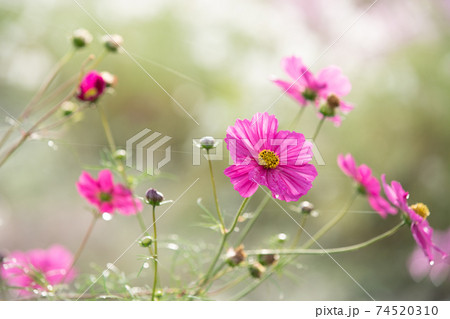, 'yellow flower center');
410,202,430,219
258,149,279,169
84,87,98,99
